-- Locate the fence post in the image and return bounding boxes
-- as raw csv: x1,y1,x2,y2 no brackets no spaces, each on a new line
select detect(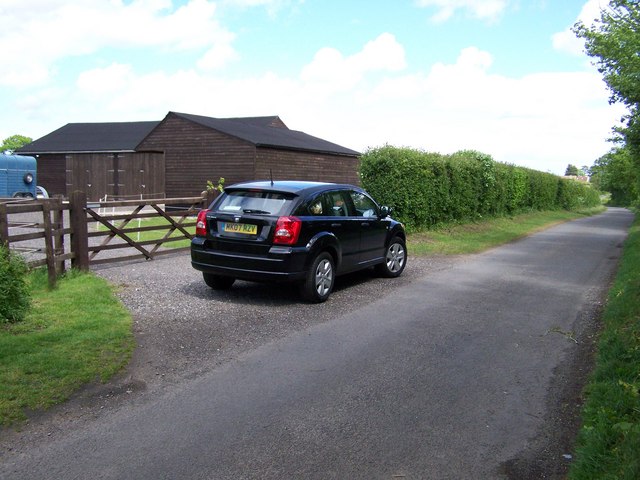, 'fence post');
42,200,57,288
52,196,65,275
0,203,8,247
69,191,89,271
